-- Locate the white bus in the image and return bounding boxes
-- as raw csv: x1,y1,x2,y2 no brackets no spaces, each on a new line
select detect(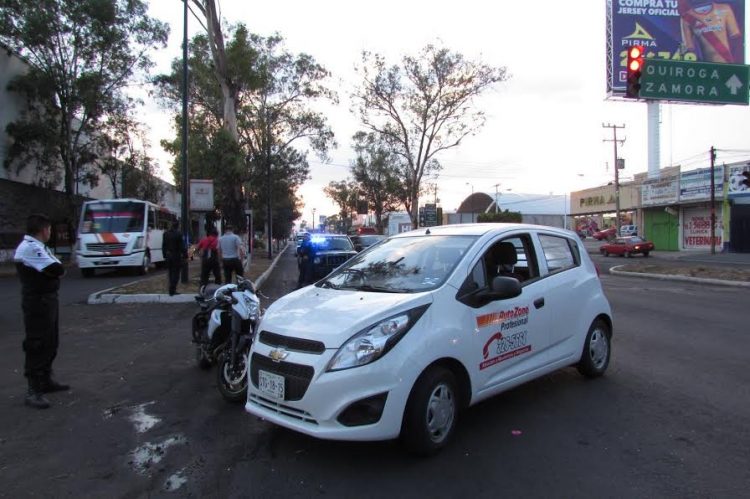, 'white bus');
75,199,179,277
